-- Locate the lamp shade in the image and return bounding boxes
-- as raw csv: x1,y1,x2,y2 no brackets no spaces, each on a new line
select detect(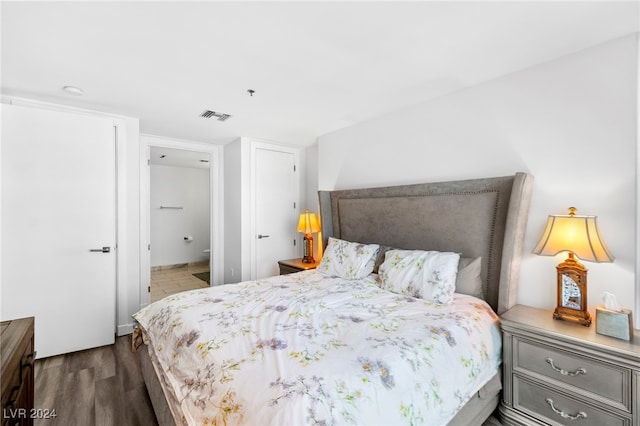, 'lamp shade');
297,210,320,234
532,207,614,263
